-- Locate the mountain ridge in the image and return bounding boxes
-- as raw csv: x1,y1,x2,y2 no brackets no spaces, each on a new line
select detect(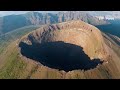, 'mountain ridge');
0,11,108,35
